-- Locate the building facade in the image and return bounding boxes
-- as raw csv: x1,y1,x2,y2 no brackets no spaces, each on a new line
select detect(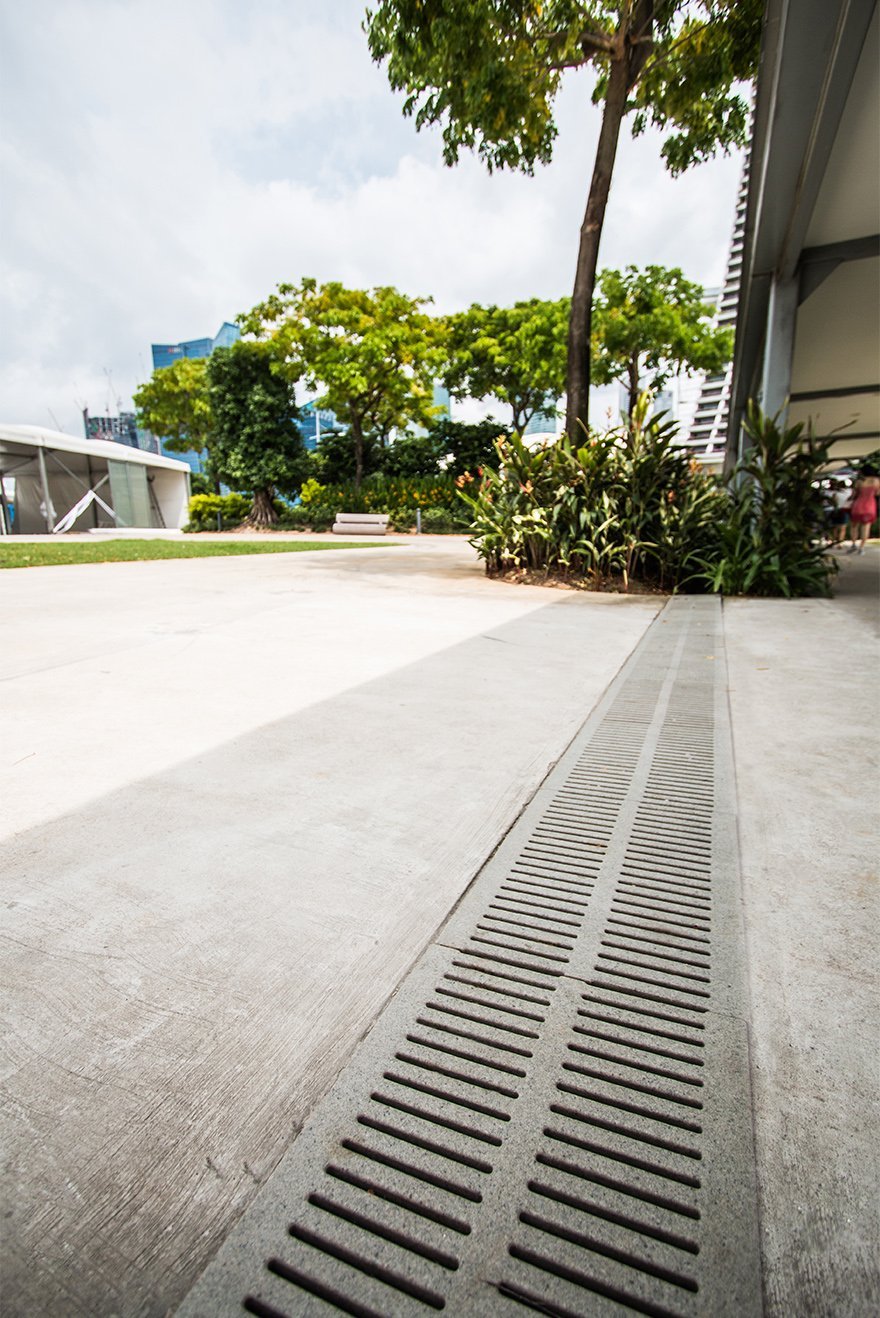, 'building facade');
151,322,240,373
680,166,750,464
83,409,159,455
728,0,879,469
296,402,340,453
